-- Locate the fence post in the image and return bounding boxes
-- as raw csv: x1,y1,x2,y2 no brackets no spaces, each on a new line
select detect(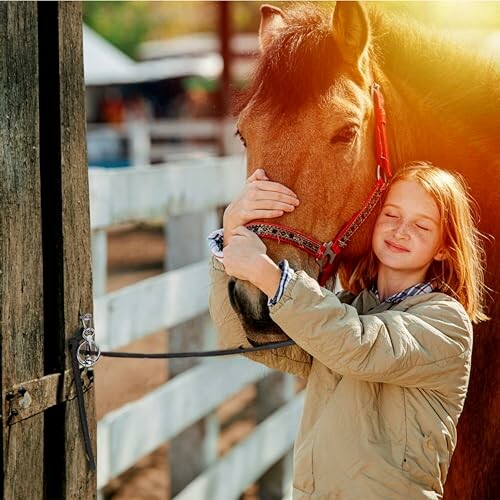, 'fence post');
0,3,45,498
126,119,151,167
92,228,107,297
165,210,220,496
256,372,296,498
39,2,96,498
1,2,94,498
